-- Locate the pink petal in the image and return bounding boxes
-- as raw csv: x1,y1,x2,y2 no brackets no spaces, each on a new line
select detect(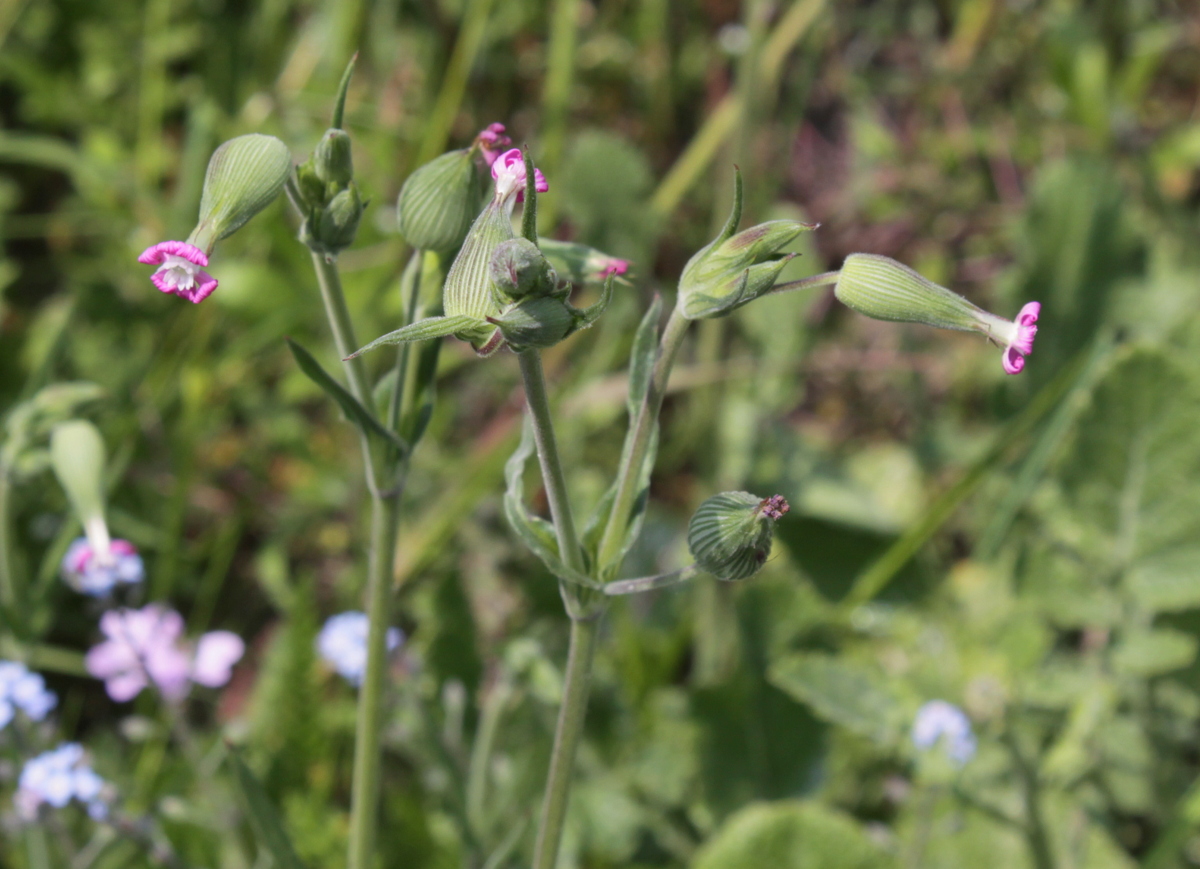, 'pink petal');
1016,301,1041,326
179,272,218,303
1002,346,1026,375
104,670,148,703
191,632,245,687
85,640,138,680
145,645,193,700
137,241,208,267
